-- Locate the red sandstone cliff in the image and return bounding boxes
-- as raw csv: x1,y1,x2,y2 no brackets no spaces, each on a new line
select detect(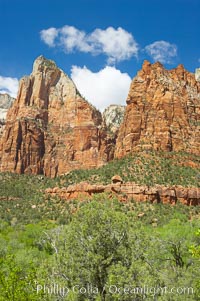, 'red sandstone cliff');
115,61,200,158
0,58,200,178
0,56,113,177
45,181,200,206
